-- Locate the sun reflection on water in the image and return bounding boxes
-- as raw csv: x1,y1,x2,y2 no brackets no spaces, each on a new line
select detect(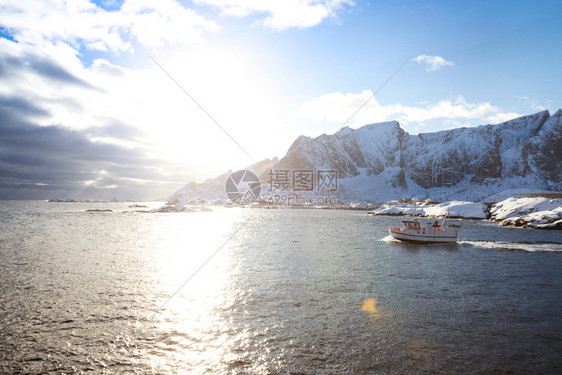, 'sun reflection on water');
146,208,255,373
